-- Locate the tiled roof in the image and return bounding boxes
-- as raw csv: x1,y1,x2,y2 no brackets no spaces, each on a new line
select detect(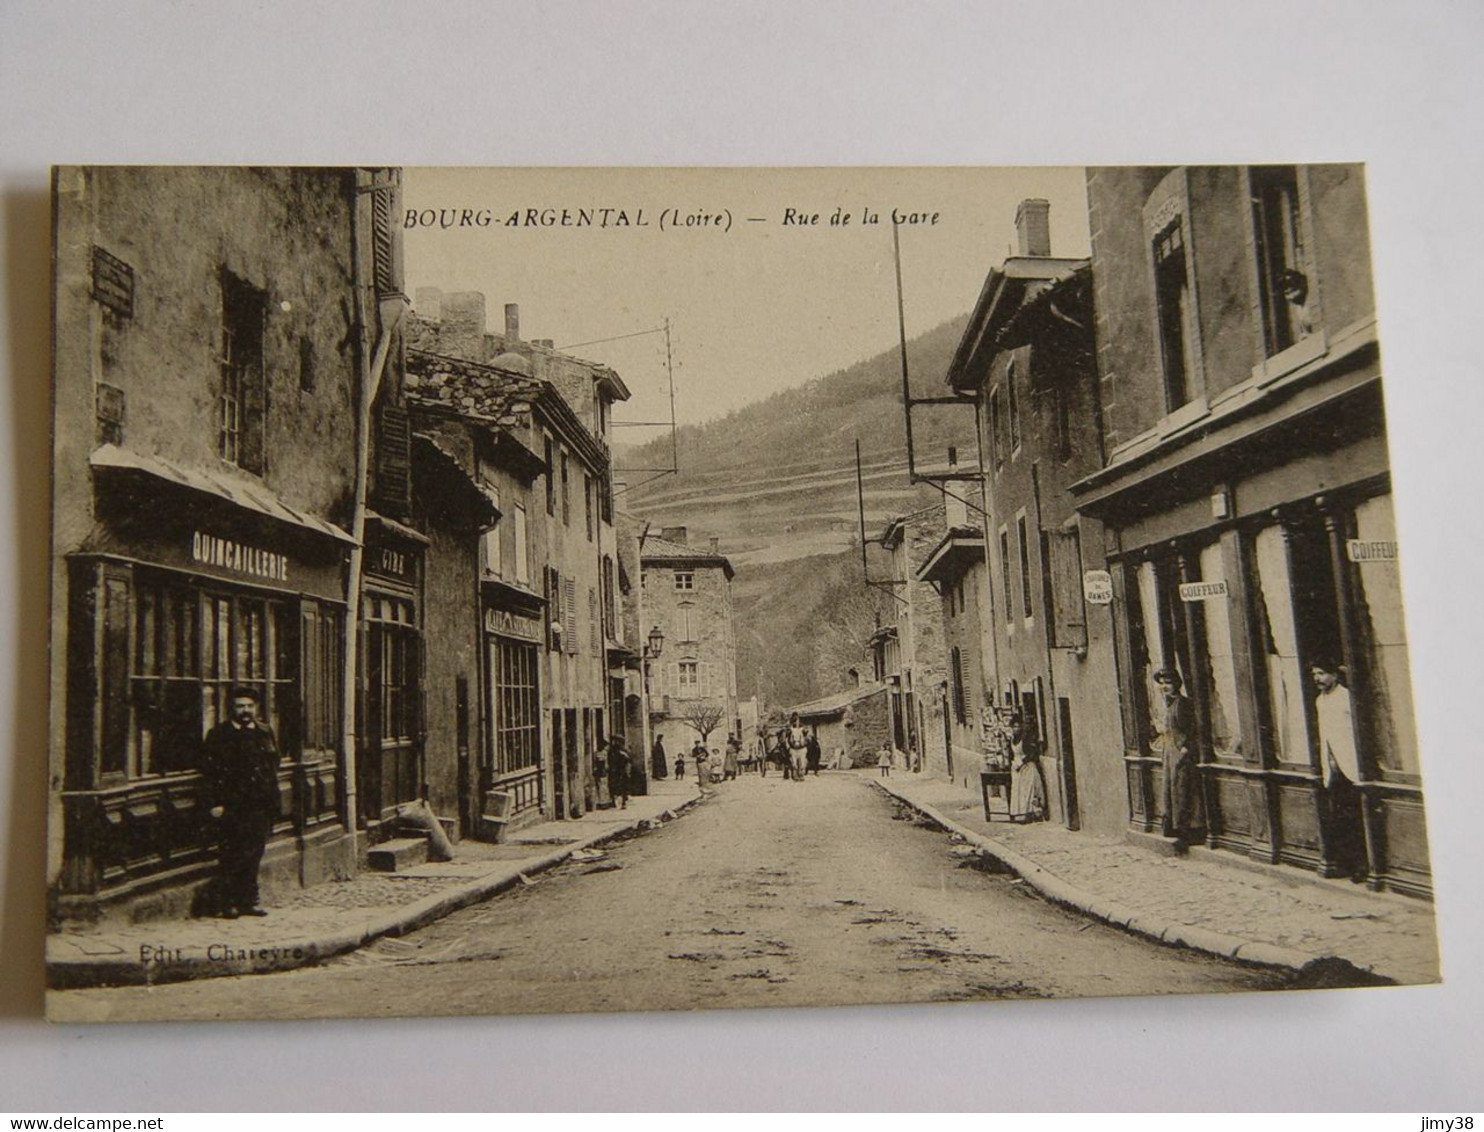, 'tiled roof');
406,349,543,426
791,682,887,720
641,535,735,578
